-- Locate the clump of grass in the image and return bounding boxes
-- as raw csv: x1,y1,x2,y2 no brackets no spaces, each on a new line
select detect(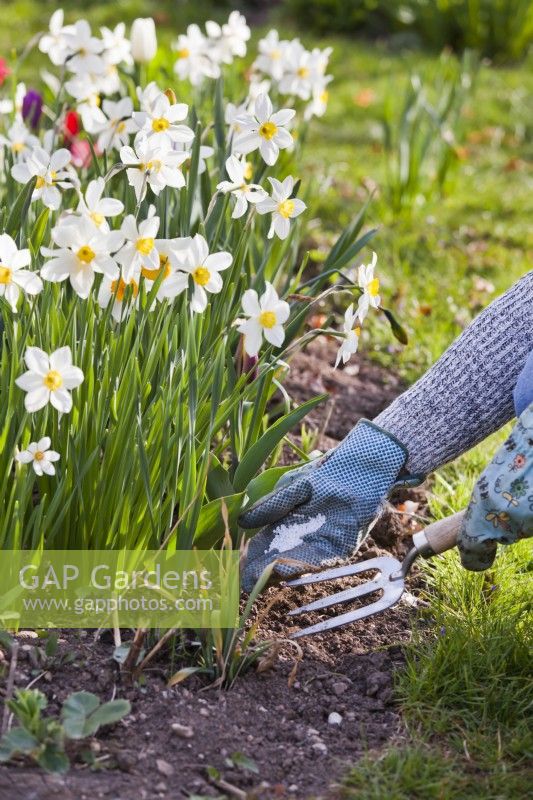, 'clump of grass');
341,741,532,800
400,540,532,757
341,439,532,799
